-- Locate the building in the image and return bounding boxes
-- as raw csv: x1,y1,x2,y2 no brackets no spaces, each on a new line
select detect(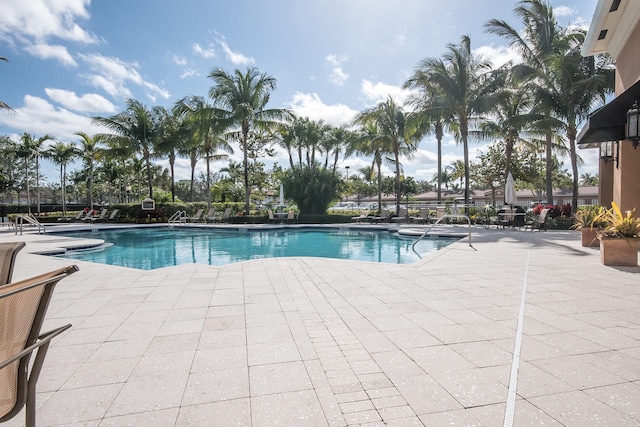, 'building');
578,0,640,212
357,187,598,209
